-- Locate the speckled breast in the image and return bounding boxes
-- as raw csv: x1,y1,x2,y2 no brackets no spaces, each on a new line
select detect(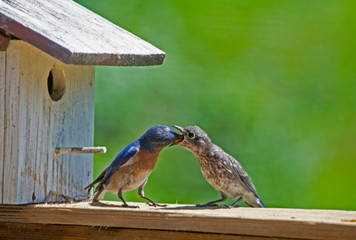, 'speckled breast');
198,154,246,197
